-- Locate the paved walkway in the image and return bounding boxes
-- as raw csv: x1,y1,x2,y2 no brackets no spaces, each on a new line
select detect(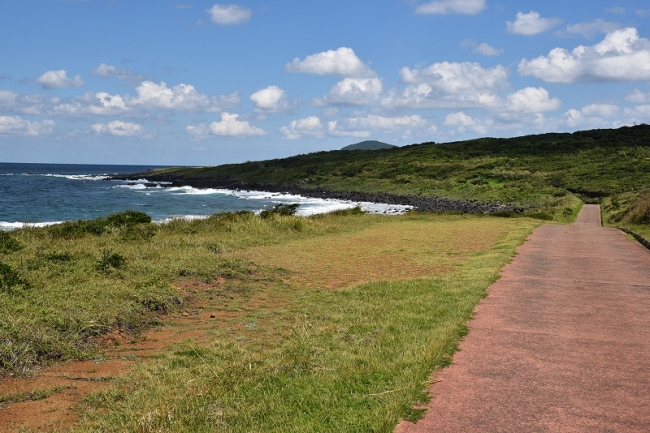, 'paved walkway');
396,205,650,432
